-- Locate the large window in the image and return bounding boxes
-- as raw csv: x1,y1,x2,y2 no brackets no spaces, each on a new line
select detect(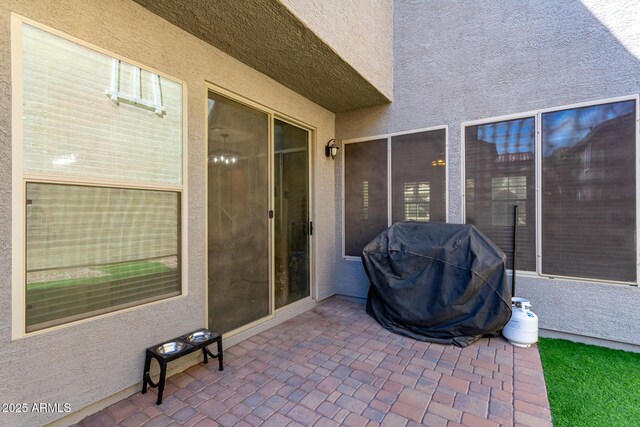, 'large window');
344,128,447,257
541,100,636,282
465,118,535,270
14,19,185,333
464,98,637,283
